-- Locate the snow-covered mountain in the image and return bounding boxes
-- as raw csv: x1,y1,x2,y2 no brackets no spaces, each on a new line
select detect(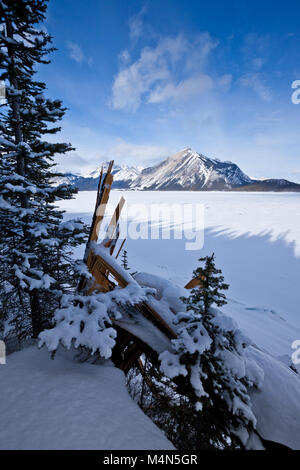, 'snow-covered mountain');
133,148,251,190
57,148,300,191
51,172,80,187
84,161,141,184
233,178,300,192
53,162,142,190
